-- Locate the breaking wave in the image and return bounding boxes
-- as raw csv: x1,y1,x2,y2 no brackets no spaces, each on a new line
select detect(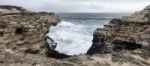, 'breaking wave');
48,19,110,55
